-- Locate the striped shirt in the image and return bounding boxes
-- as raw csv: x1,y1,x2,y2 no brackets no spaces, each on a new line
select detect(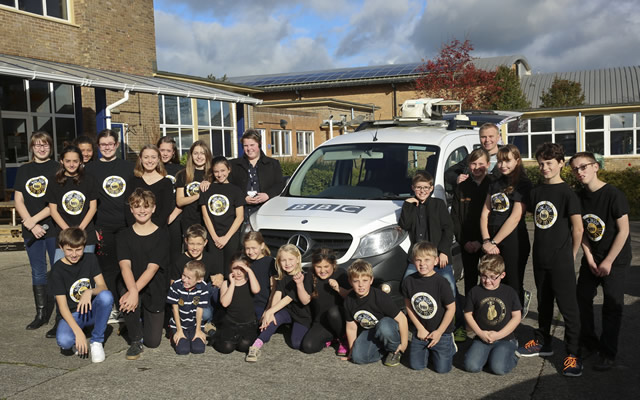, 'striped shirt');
167,280,211,331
